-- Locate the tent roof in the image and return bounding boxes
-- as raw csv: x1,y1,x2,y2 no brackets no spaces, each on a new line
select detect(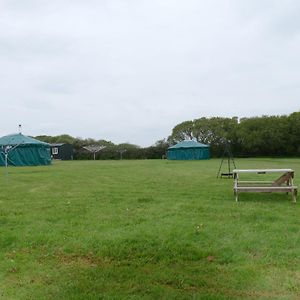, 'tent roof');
0,133,49,146
168,140,209,149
